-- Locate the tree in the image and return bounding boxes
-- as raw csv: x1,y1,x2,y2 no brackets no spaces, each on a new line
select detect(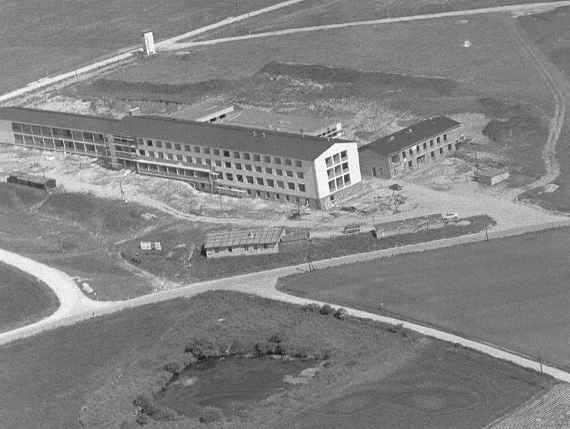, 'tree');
388,183,403,213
